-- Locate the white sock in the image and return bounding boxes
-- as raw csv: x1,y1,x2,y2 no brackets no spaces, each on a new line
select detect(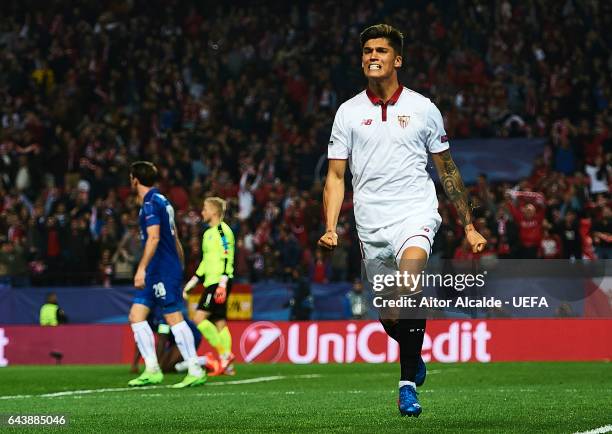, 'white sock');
399,380,416,389
171,321,202,376
131,321,159,372
174,360,188,372
175,355,207,372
